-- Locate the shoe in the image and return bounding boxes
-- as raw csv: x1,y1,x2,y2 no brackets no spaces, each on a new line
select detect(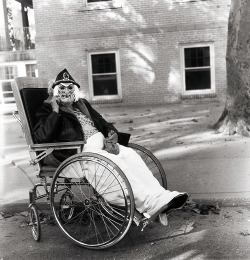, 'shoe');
162,193,189,215
159,213,168,226
145,193,189,223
